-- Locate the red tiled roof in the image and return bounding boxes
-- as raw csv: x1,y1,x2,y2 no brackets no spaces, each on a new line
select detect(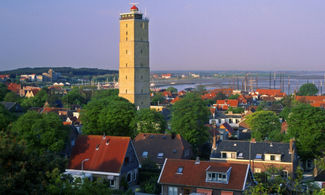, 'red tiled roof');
7,83,21,93
130,5,138,11
216,100,226,105
171,96,181,104
163,91,172,97
227,99,238,107
68,135,131,173
159,159,249,191
256,89,285,97
296,96,325,108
